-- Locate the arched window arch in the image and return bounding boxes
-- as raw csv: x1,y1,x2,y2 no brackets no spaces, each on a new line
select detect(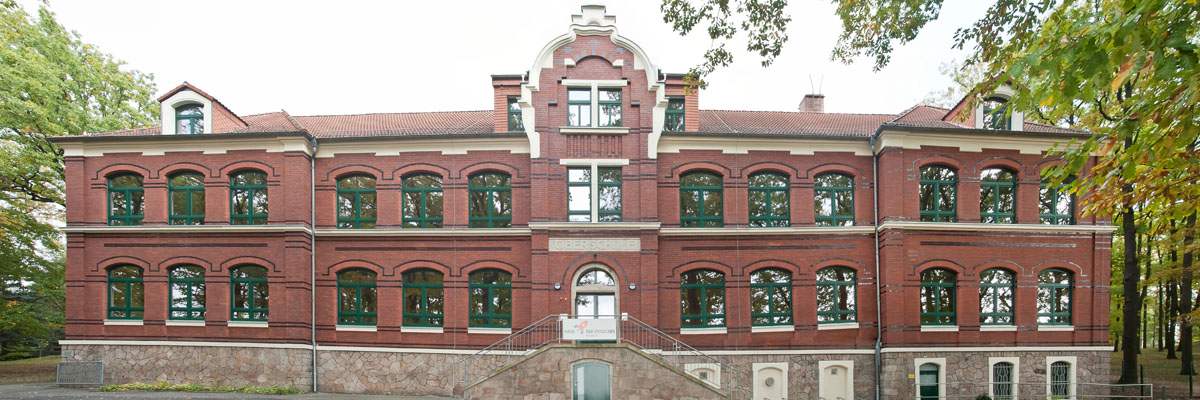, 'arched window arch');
229,170,268,225
1038,268,1073,326
750,268,792,326
815,173,854,226
816,266,857,324
107,173,144,226
680,269,725,328
1040,177,1075,225
230,265,268,321
575,267,617,319
469,269,512,328
168,171,205,225
336,174,377,229
403,268,444,327
337,268,377,326
175,103,205,135
919,166,957,222
920,268,956,326
981,96,1011,130
468,172,512,228
168,265,205,320
402,174,443,228
107,265,143,320
979,268,1015,326
979,168,1017,223
748,172,789,227
679,171,723,227
576,268,616,287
